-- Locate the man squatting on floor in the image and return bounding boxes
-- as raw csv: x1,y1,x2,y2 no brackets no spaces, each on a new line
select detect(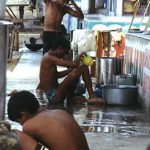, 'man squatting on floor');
37,36,105,105
7,90,90,150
